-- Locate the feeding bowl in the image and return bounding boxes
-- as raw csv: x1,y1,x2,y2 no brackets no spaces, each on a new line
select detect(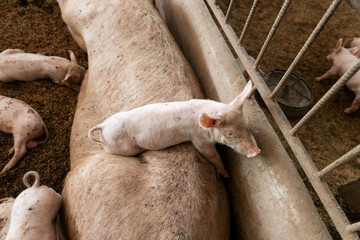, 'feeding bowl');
255,69,314,119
